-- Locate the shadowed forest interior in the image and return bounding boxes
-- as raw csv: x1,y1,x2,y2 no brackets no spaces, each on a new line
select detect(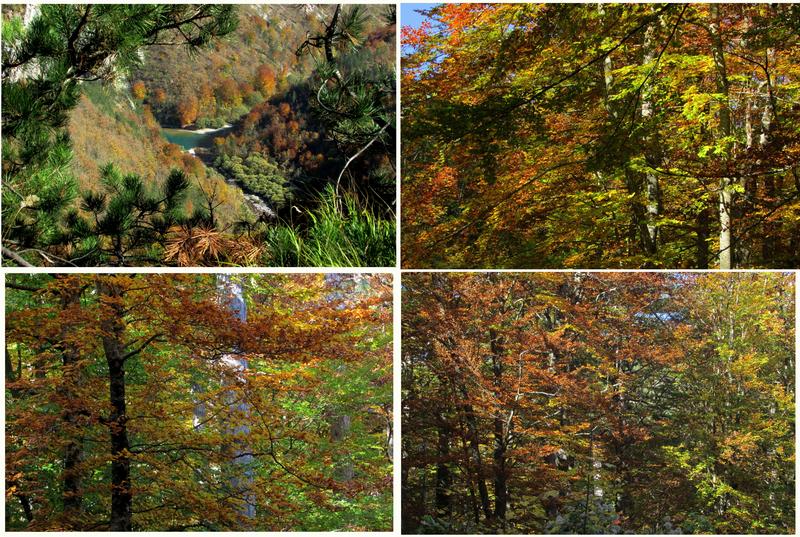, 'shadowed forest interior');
5,273,392,531
402,272,794,534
